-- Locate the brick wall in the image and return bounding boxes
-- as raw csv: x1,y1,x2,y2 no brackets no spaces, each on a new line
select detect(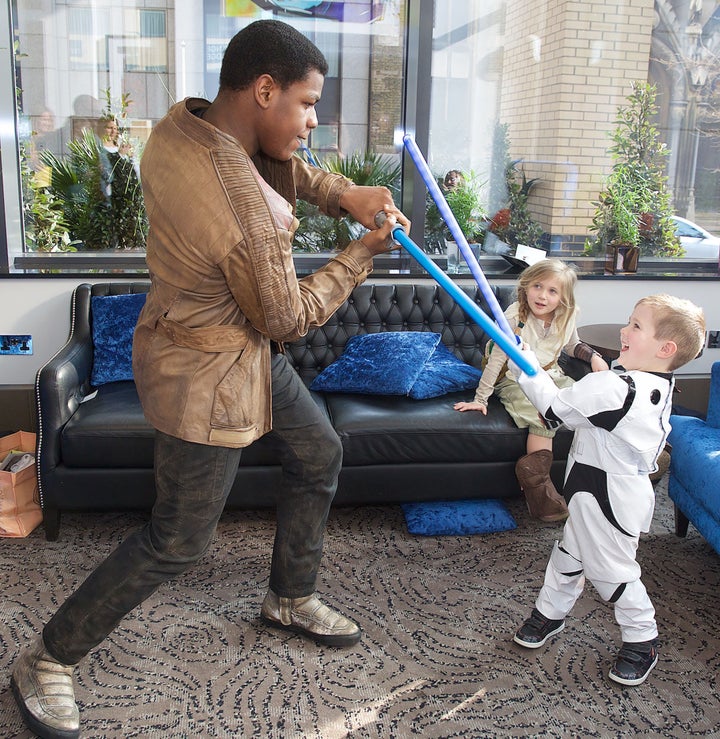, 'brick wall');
500,0,655,250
